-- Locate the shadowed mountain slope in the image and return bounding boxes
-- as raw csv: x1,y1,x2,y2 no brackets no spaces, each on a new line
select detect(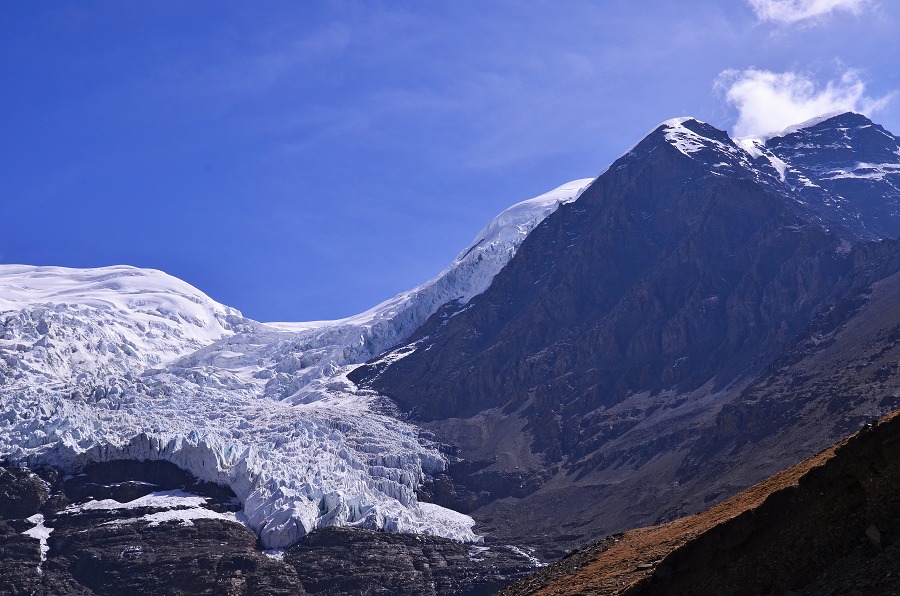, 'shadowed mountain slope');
501,408,900,595
351,114,900,559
